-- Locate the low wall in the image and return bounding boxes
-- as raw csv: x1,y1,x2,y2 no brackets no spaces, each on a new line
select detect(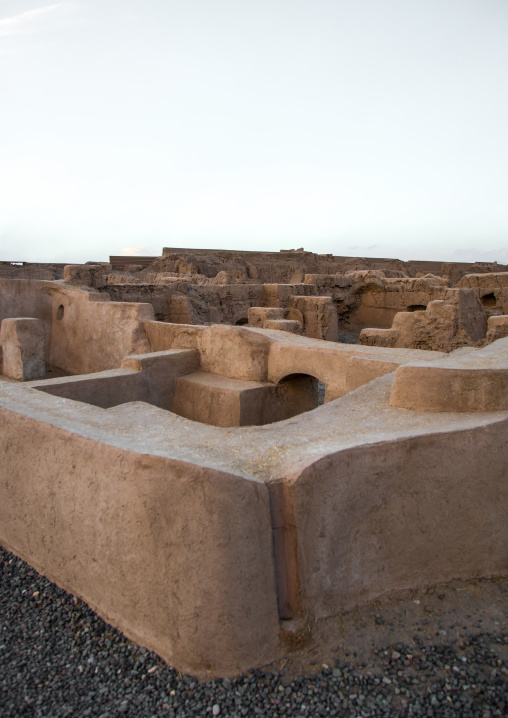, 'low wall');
262,330,444,401
0,404,280,677
34,350,201,412
1,319,507,678
143,323,446,402
291,419,508,616
390,338,508,412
